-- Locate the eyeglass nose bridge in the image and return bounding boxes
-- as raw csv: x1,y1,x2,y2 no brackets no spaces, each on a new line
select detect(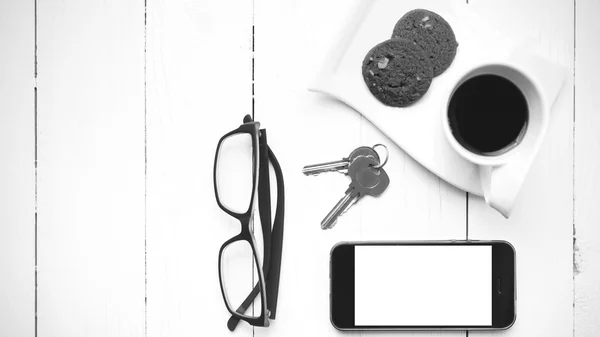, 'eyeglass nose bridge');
236,213,254,232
